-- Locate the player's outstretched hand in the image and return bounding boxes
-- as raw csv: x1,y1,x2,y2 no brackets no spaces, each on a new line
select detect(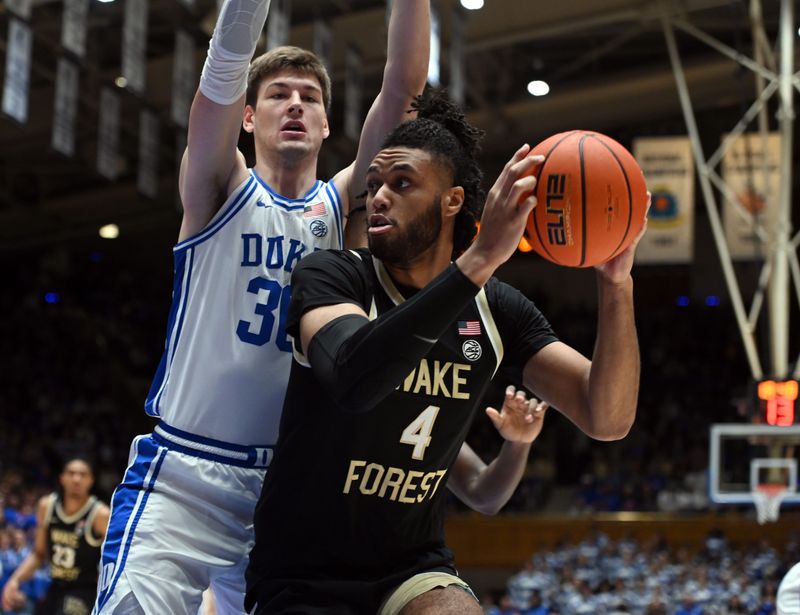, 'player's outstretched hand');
595,191,651,284
486,385,548,444
2,580,26,612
